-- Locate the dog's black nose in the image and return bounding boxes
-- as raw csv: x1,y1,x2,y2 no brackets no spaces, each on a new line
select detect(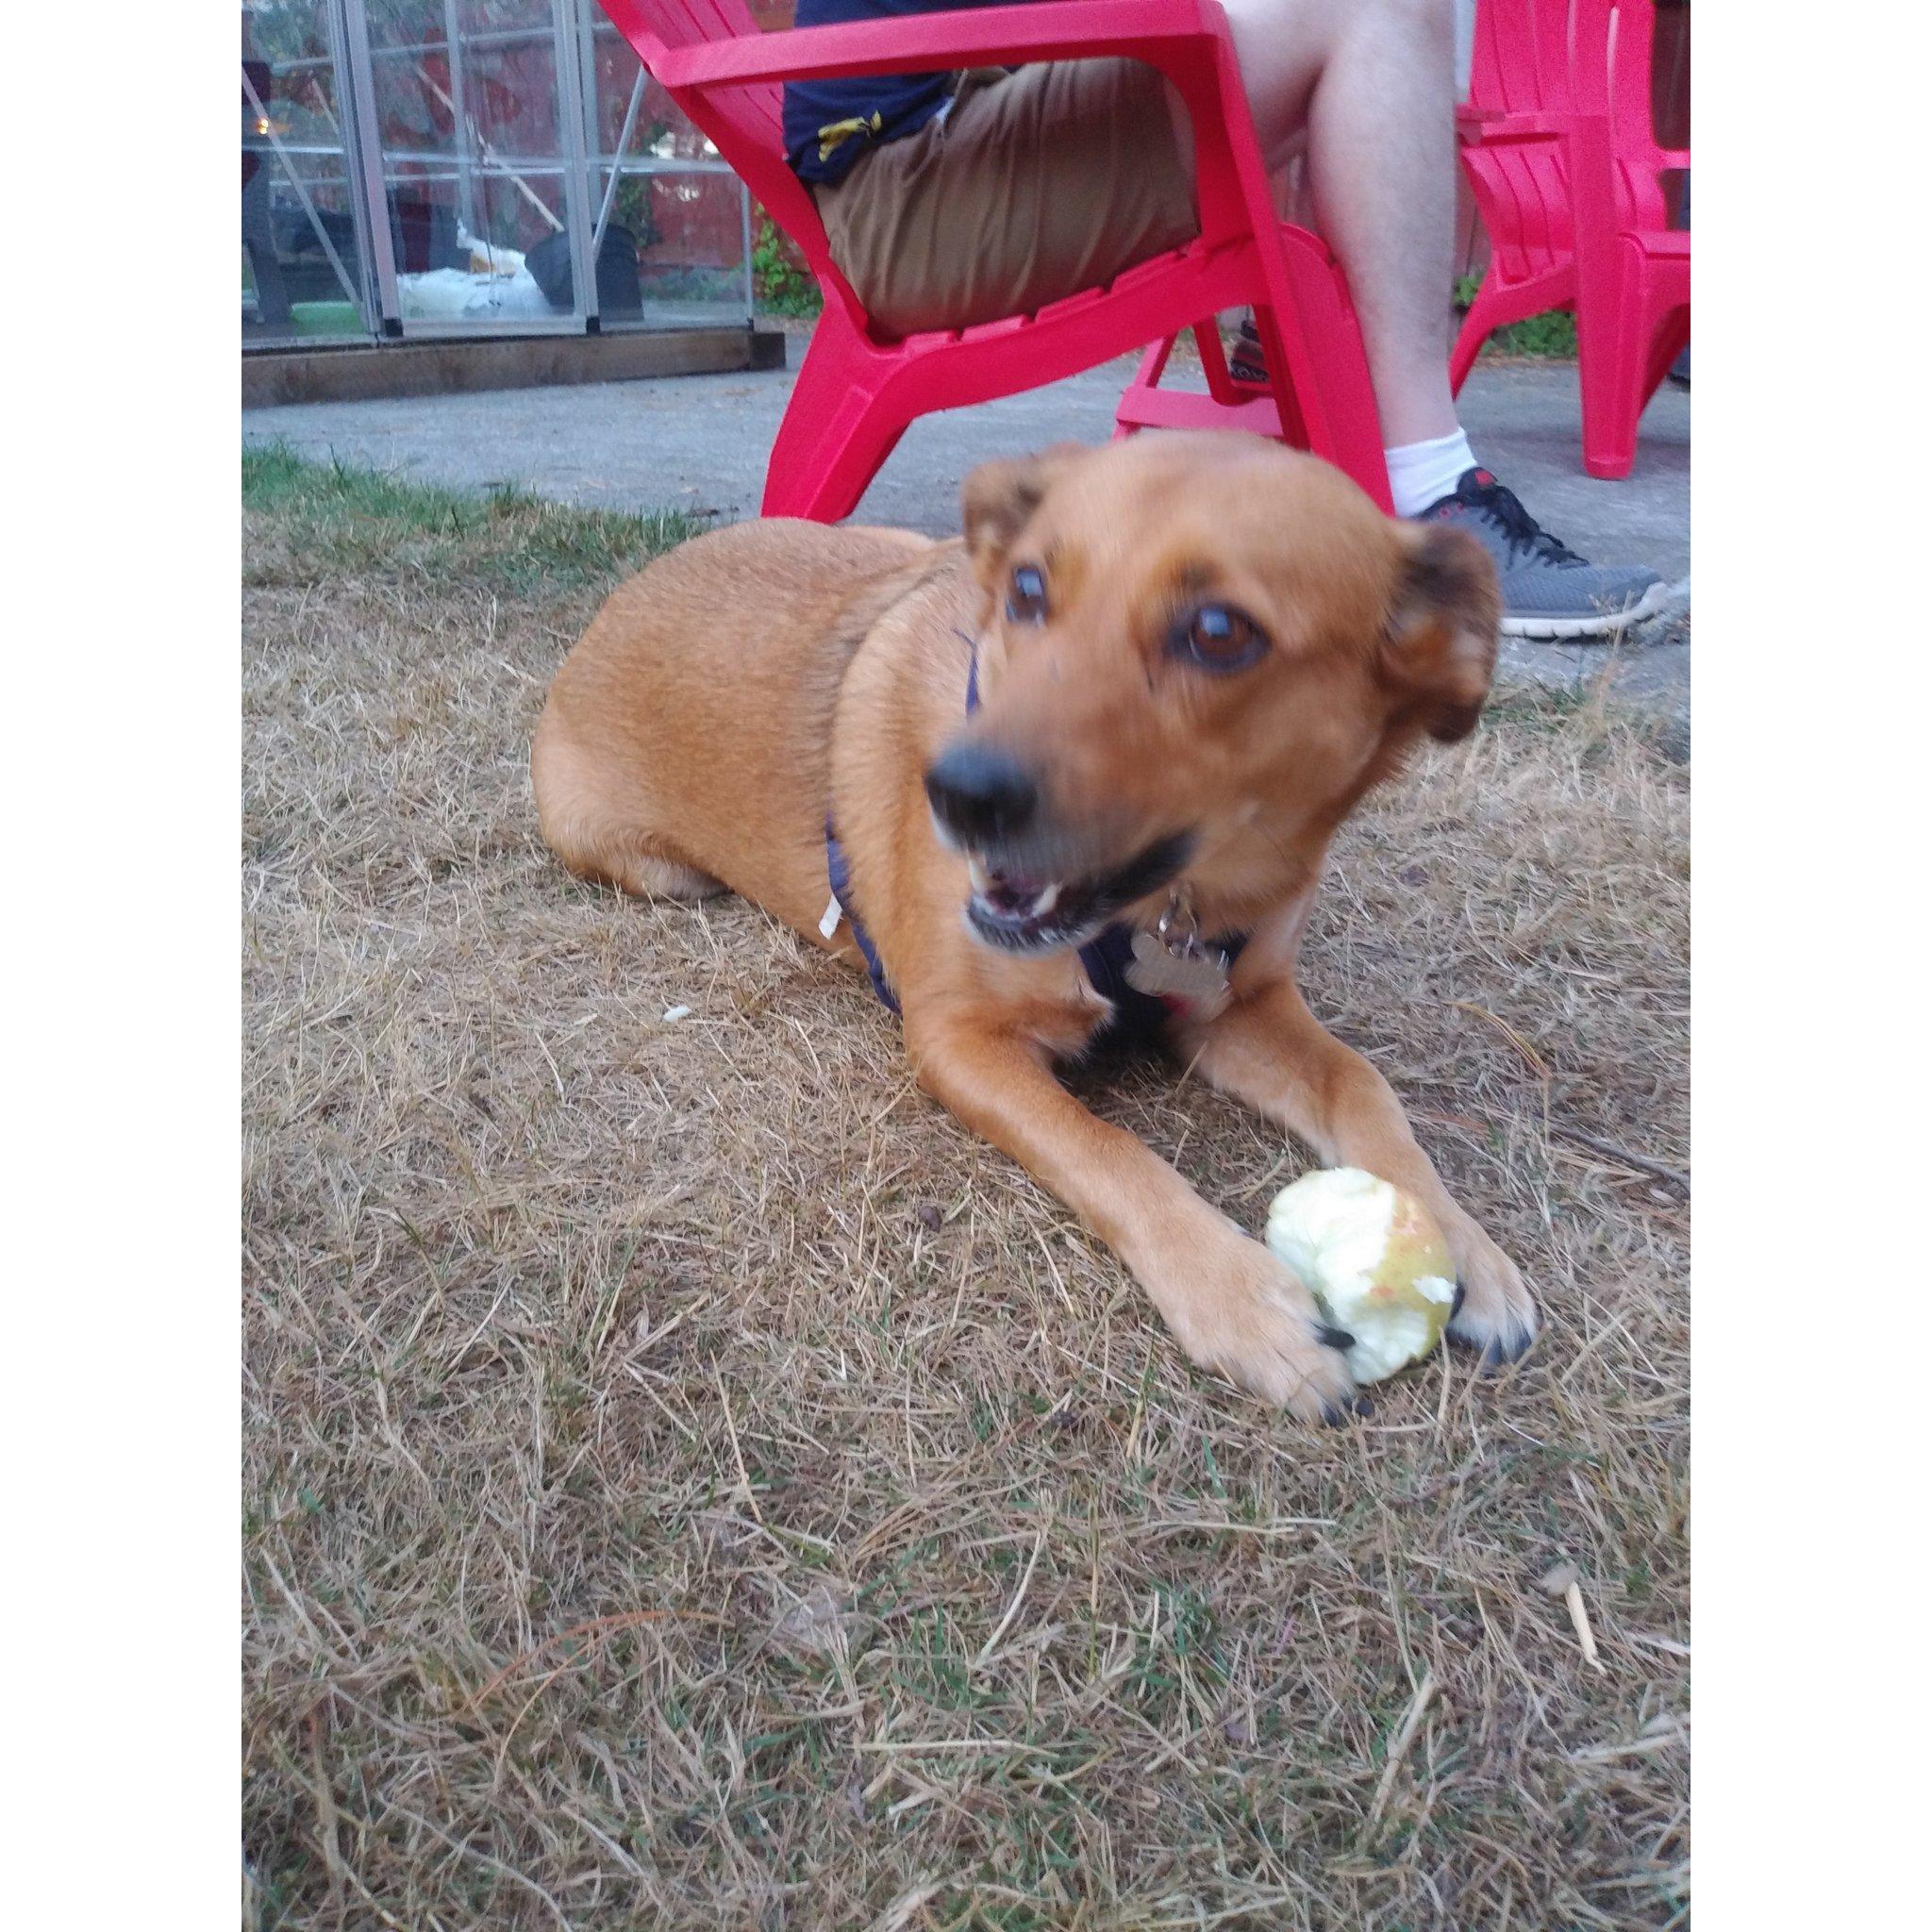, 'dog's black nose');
924,742,1039,844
